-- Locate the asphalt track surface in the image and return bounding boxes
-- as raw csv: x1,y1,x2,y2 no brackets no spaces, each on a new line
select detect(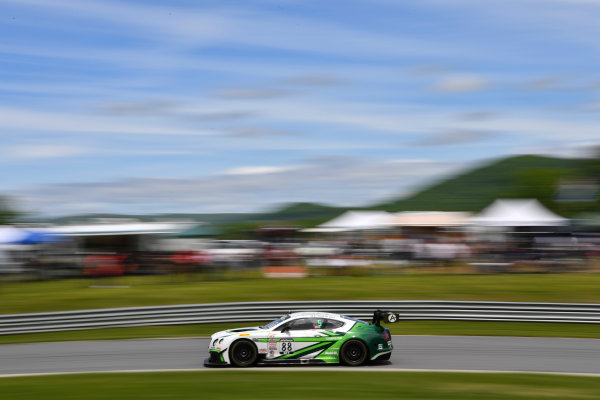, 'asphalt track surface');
1,336,599,376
